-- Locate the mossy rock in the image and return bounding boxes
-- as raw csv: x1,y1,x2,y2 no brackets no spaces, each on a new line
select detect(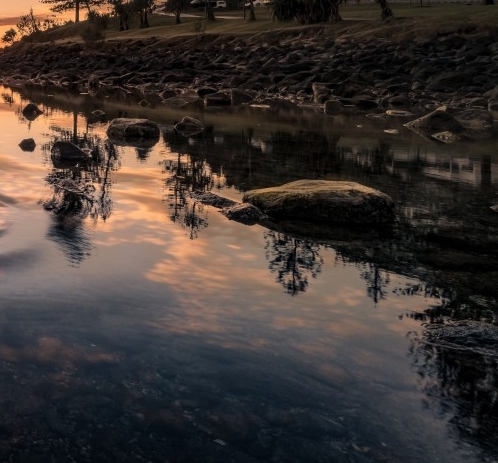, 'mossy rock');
243,180,395,224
